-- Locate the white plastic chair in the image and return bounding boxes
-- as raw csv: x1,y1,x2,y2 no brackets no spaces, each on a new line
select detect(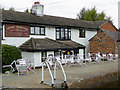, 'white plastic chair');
114,54,118,61
67,55,76,67
96,53,103,63
25,58,36,73
95,54,101,64
3,60,17,73
77,54,88,67
16,59,29,76
88,53,93,64
102,54,107,62
107,53,114,62
89,53,101,64
64,55,71,66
